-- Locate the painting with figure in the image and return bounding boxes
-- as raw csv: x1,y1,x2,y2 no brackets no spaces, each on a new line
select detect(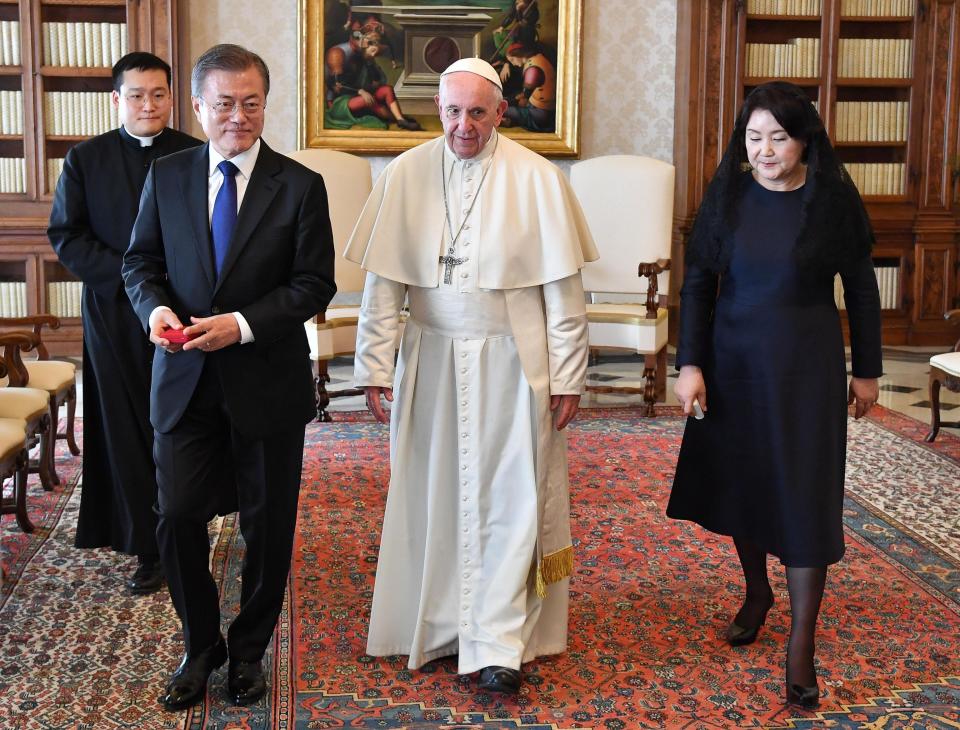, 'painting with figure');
303,0,583,156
